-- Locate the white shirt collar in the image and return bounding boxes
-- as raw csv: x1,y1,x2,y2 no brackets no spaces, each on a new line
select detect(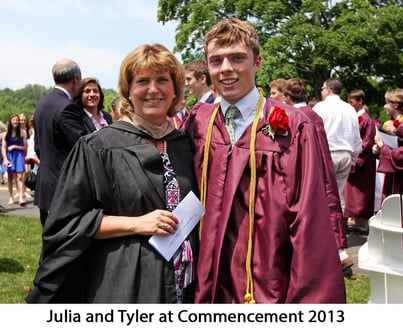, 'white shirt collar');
199,90,213,102
83,108,93,118
294,102,307,108
357,108,366,117
84,109,108,131
221,87,260,120
55,86,72,100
